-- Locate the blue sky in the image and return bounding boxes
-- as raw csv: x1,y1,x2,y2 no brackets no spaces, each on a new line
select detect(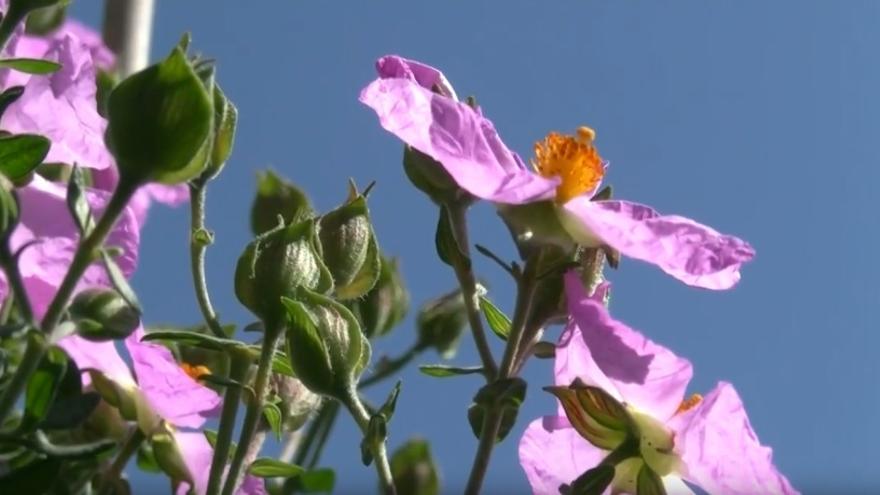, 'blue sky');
71,2,880,493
